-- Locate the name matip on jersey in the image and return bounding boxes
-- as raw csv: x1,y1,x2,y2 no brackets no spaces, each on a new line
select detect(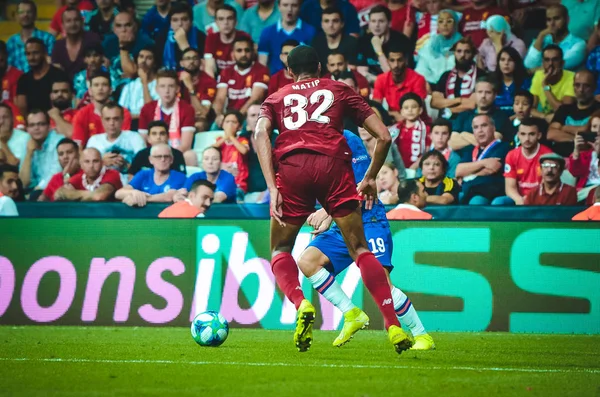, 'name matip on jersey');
259,78,374,163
